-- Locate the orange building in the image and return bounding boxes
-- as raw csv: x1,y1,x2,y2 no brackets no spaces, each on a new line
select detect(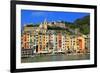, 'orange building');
57,33,62,51
77,36,85,52
21,32,30,49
